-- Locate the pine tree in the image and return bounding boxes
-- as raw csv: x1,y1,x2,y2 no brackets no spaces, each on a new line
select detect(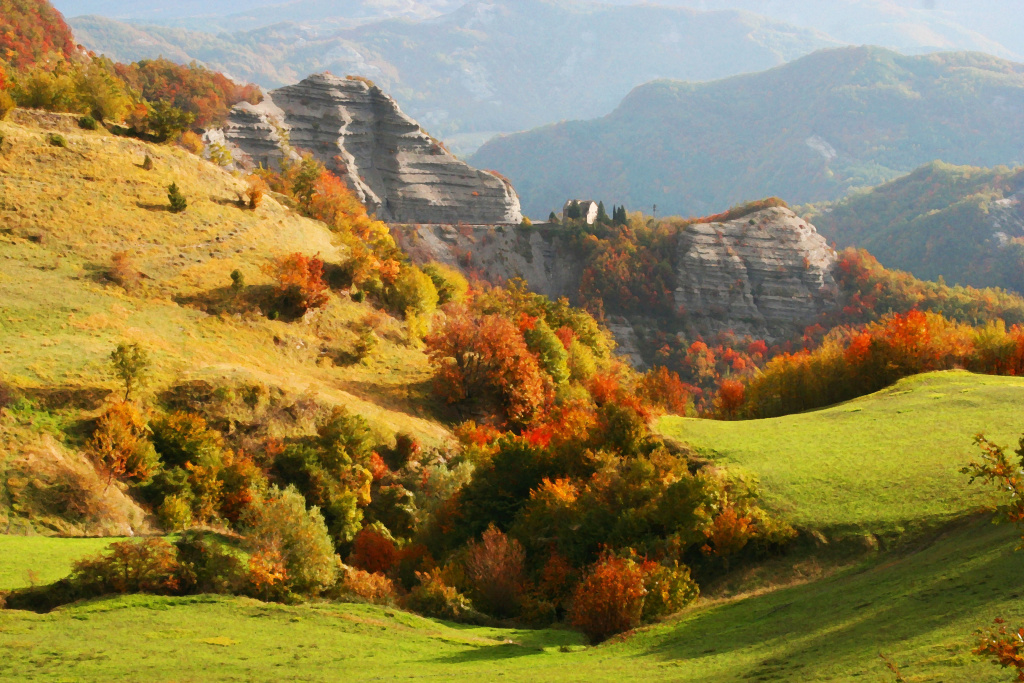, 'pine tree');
597,201,610,225
548,211,559,225
167,182,187,213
